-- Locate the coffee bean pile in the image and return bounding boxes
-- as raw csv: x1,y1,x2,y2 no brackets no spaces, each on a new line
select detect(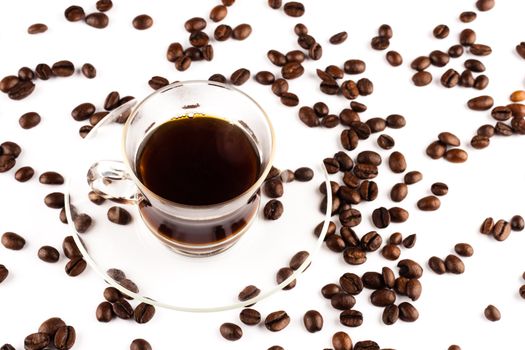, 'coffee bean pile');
15,317,76,350
479,215,523,241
